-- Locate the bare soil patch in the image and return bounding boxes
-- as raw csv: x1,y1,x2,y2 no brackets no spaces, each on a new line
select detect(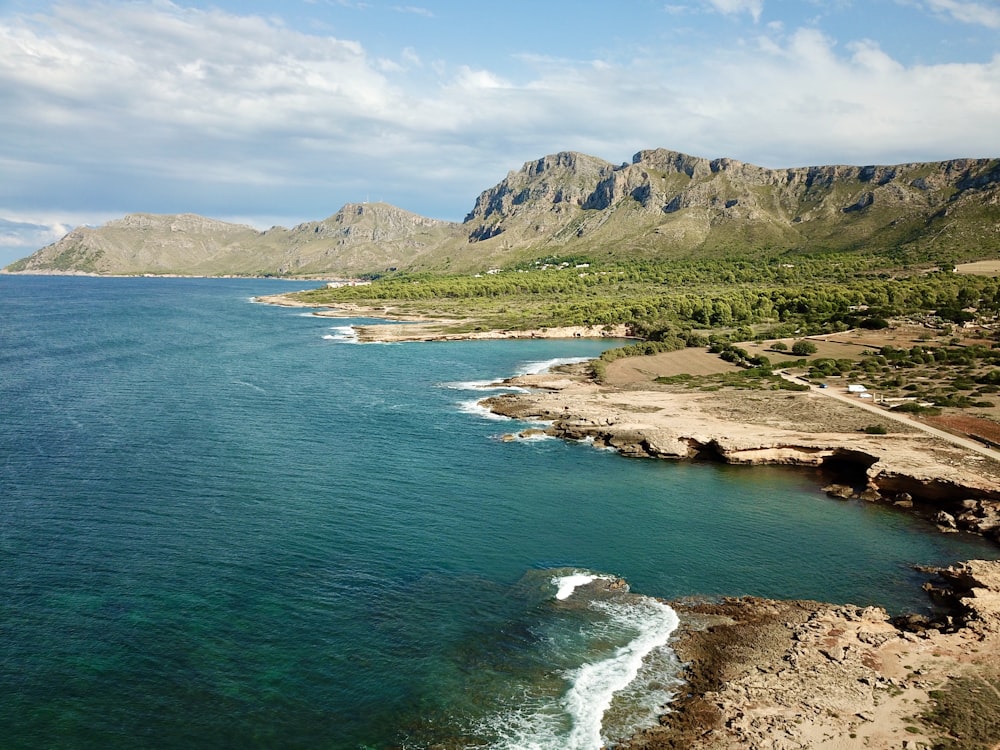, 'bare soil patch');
603,348,741,385
695,388,915,434
927,414,1000,446
956,260,1000,276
